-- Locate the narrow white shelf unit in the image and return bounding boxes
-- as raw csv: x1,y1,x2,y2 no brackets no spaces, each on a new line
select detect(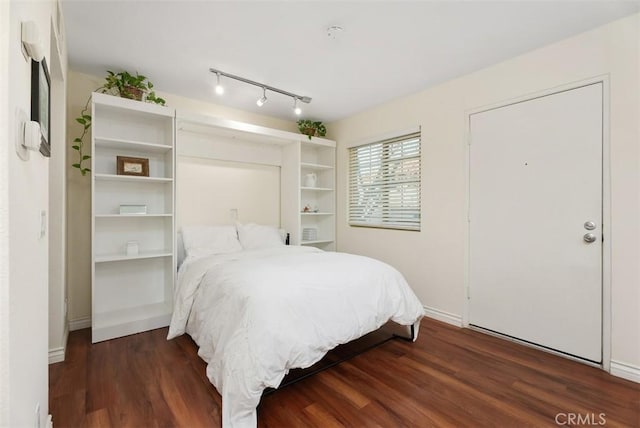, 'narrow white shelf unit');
94,136,173,153
300,162,334,170
286,138,336,251
301,240,334,246
92,301,173,343
91,92,176,343
94,251,173,263
300,186,333,191
95,214,173,218
94,174,173,184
